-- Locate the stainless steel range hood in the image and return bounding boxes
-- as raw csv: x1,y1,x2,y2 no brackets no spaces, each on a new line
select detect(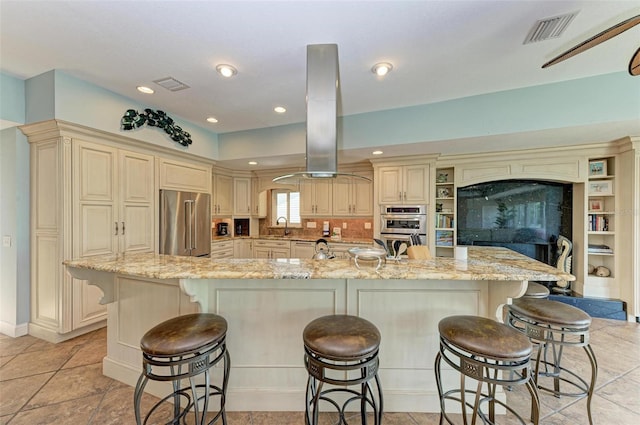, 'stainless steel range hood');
273,44,370,184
